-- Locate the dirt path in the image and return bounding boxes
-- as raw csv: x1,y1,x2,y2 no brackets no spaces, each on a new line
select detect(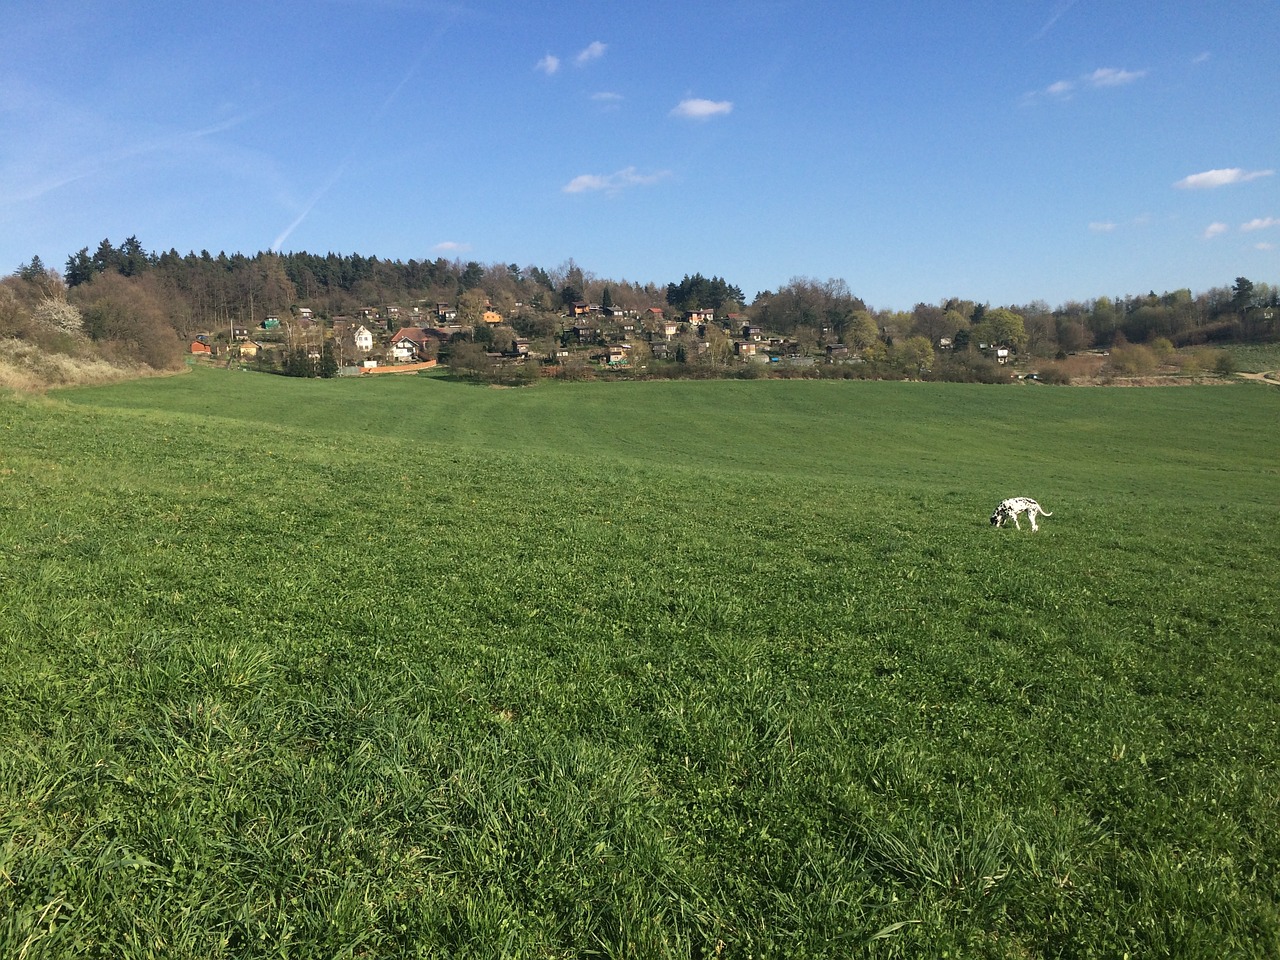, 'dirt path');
1237,370,1280,385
